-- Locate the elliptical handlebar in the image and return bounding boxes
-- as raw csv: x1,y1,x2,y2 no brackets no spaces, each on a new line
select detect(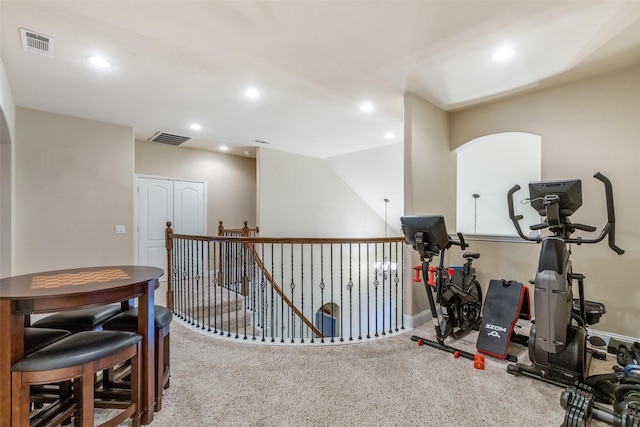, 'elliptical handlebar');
507,184,542,242
568,172,625,254
507,173,624,255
